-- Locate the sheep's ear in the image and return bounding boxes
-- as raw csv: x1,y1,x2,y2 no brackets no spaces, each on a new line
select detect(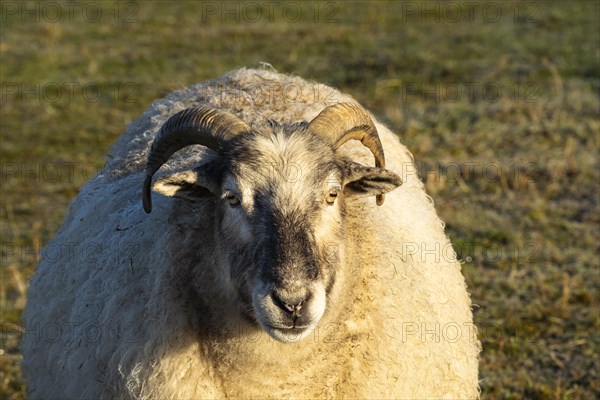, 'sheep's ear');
341,160,402,198
152,164,221,202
